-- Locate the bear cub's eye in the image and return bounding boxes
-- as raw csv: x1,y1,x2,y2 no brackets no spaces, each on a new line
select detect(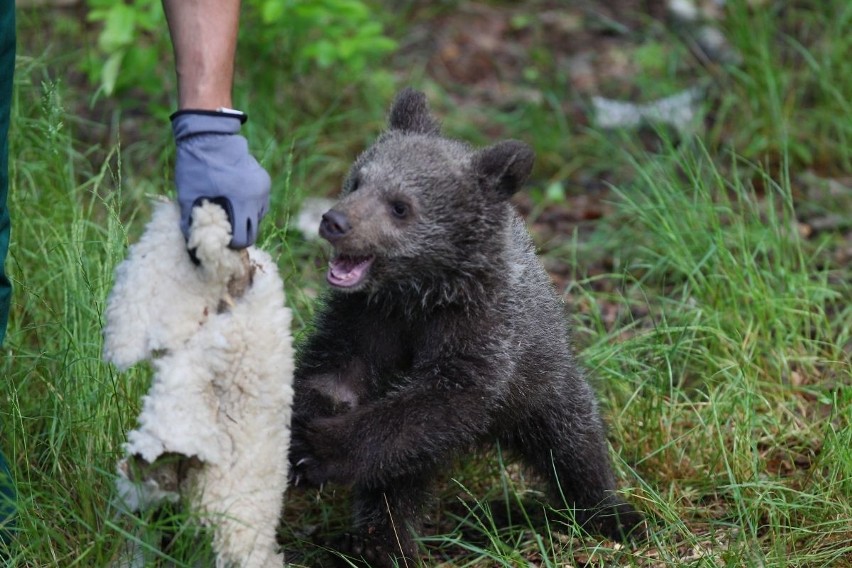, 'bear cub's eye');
348,176,360,193
389,201,409,219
